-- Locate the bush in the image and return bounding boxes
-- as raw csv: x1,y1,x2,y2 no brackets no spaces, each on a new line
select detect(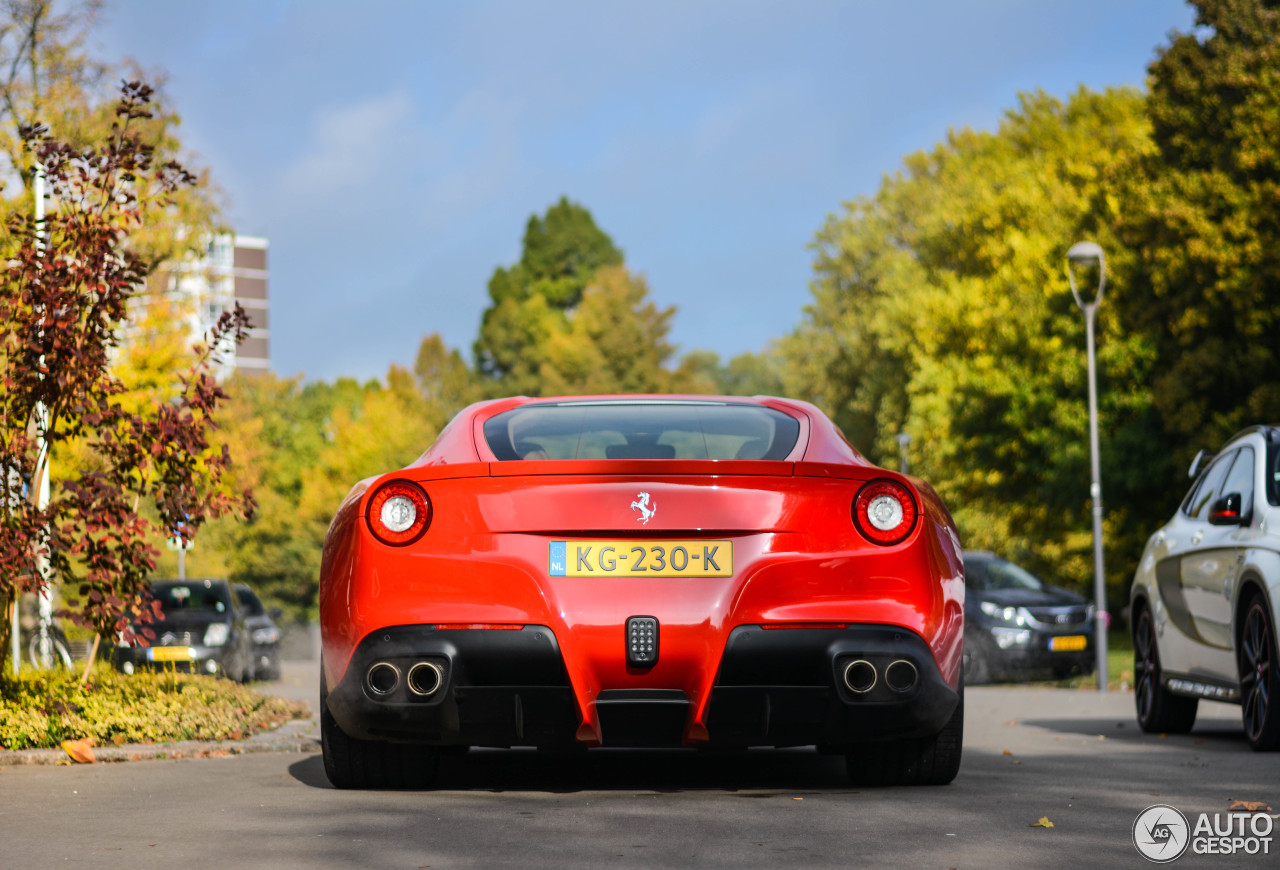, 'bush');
0,669,308,750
